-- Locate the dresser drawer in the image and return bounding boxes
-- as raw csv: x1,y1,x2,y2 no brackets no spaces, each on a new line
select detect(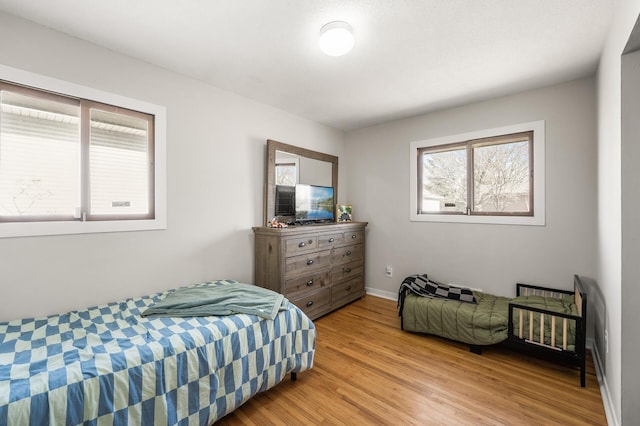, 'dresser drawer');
343,230,365,244
284,270,330,298
291,287,331,317
285,236,317,255
318,232,344,248
330,260,364,283
285,249,332,276
331,277,364,306
332,243,364,265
